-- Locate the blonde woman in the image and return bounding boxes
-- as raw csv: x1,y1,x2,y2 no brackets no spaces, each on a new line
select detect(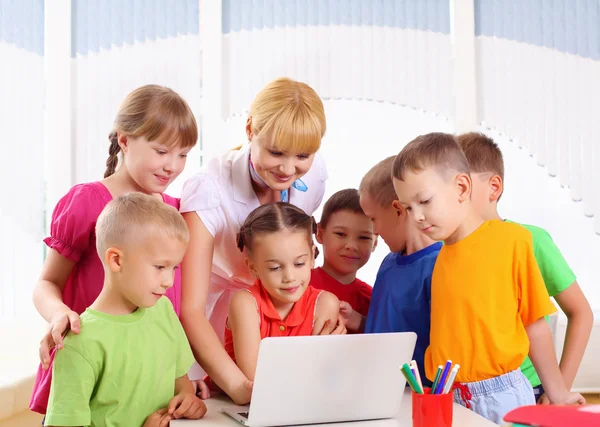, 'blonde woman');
180,78,342,404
